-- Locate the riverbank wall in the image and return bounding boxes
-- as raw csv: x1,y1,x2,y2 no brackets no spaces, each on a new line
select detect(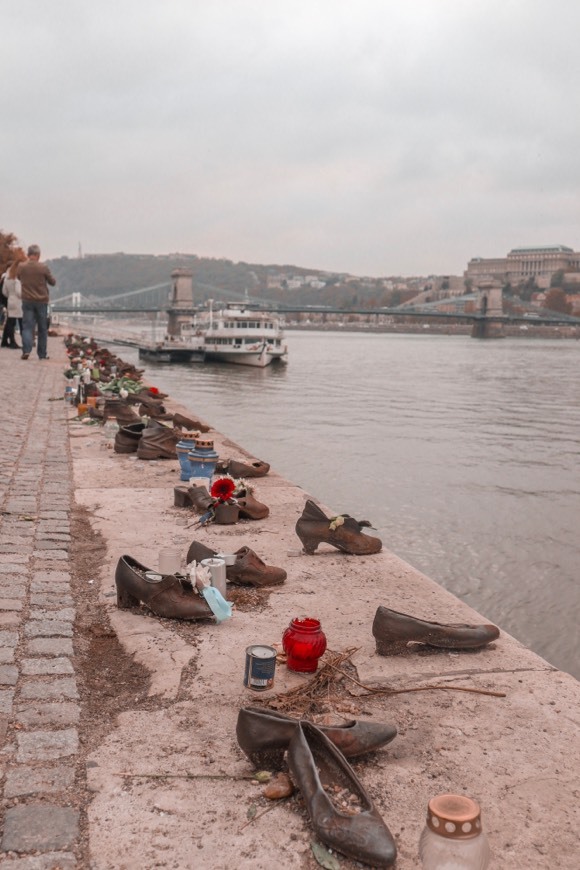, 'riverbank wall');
0,334,578,868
